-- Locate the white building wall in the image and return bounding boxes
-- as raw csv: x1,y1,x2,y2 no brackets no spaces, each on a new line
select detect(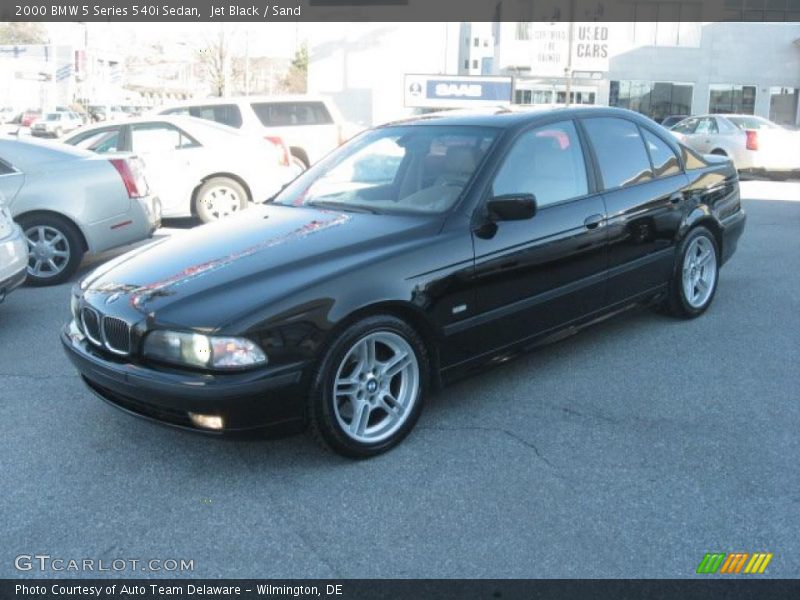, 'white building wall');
307,22,461,127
